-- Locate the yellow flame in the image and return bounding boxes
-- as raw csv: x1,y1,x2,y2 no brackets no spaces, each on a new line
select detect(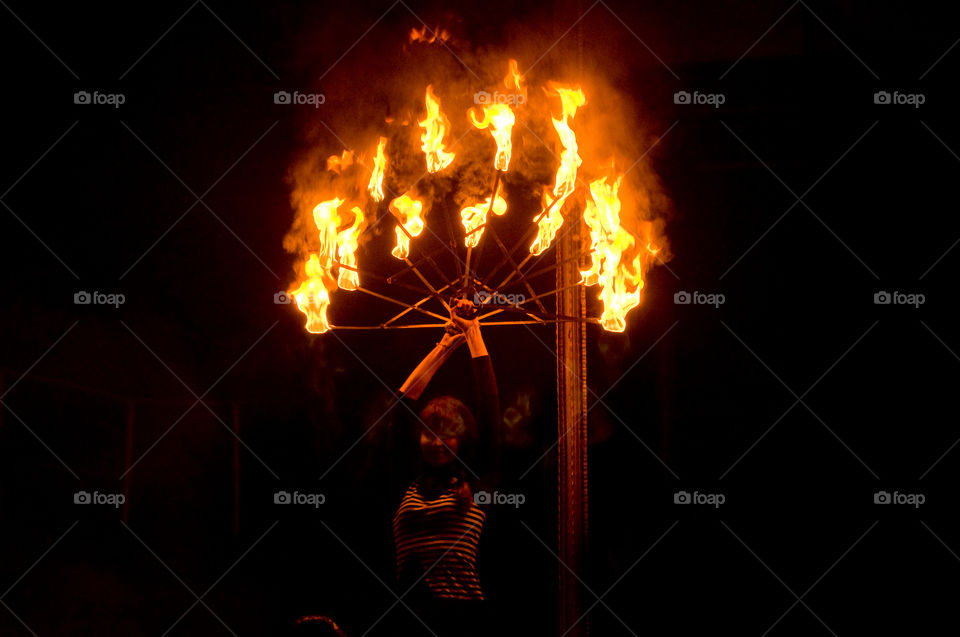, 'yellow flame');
503,59,527,102
460,193,507,248
470,103,515,171
367,137,387,202
580,176,645,332
530,84,586,256
291,254,332,334
335,206,364,290
312,197,345,264
389,194,424,259
419,86,456,173
289,197,367,333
